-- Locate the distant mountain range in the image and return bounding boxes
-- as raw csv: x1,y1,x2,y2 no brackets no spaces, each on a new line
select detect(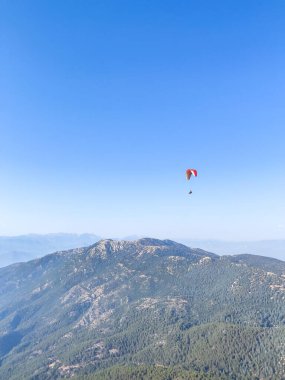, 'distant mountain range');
0,234,284,268
178,239,285,261
0,233,100,268
0,238,284,379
